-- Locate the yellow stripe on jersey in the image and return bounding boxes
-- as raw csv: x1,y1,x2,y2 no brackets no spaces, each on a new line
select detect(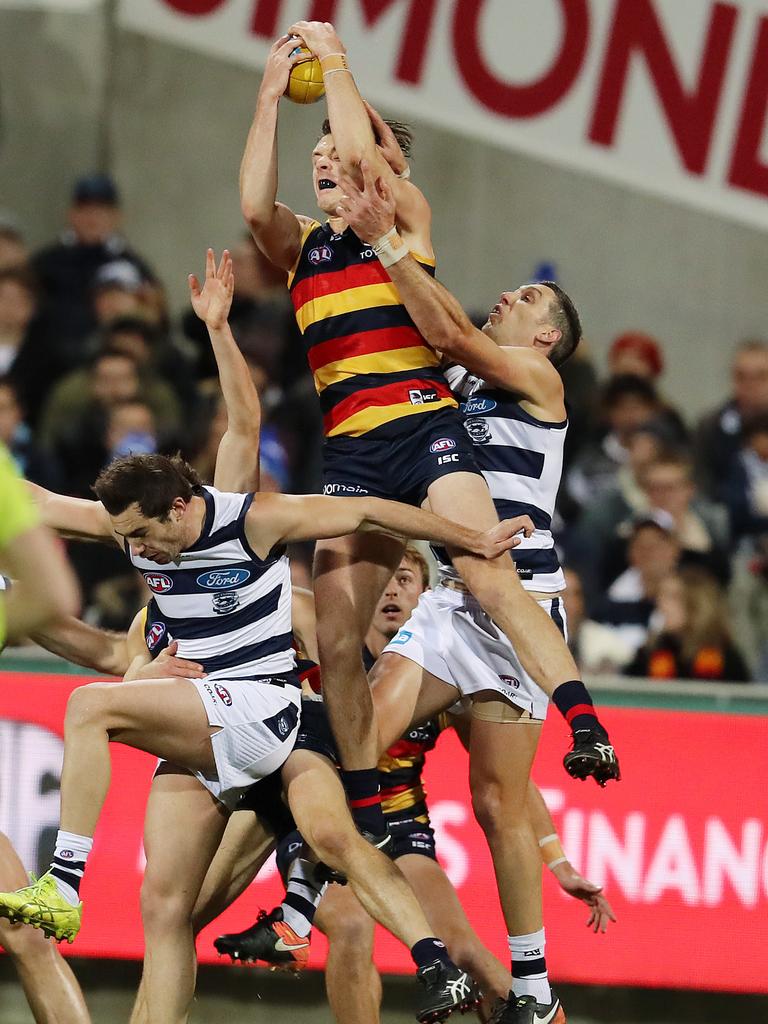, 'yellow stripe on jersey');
381,787,428,815
313,345,441,393
295,282,401,334
287,218,322,287
327,395,456,438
